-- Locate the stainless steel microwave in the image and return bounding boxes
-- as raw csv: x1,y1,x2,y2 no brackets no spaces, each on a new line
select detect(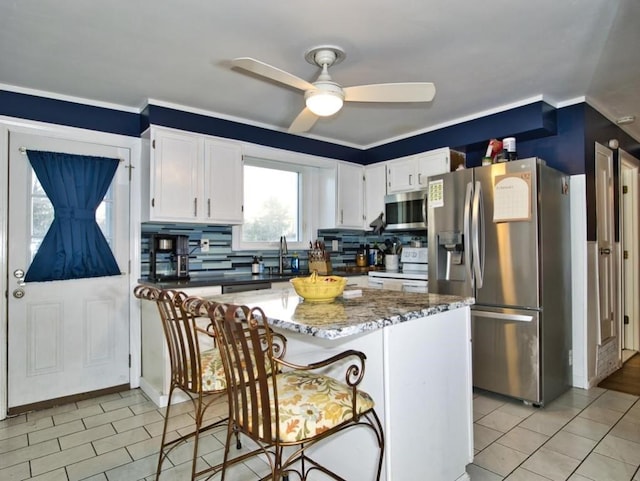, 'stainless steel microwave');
384,190,428,231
